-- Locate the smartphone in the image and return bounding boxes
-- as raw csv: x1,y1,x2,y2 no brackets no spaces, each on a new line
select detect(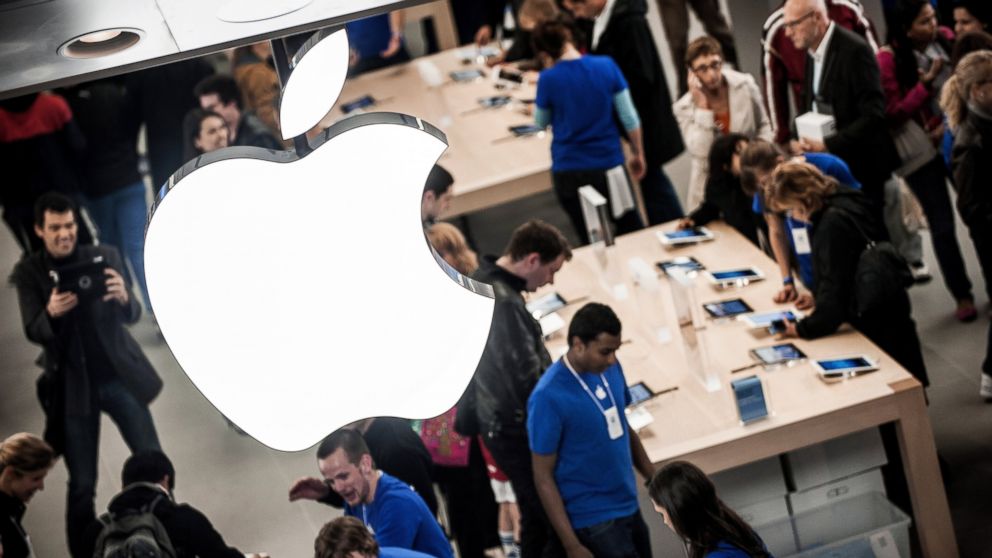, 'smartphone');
450,69,484,82
509,124,544,137
706,267,765,286
340,95,375,114
657,256,705,275
478,95,512,108
702,298,753,318
731,375,769,424
627,381,654,407
813,356,879,380
497,67,524,84
750,342,806,365
526,292,567,319
656,227,715,246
